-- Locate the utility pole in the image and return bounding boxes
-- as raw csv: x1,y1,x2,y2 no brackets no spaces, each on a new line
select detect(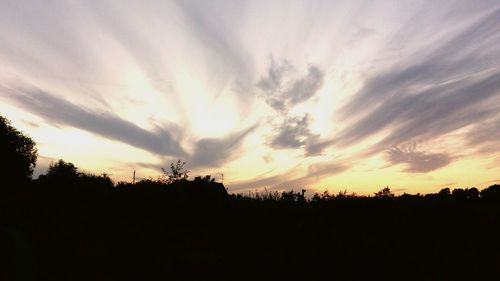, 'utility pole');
133,170,136,184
